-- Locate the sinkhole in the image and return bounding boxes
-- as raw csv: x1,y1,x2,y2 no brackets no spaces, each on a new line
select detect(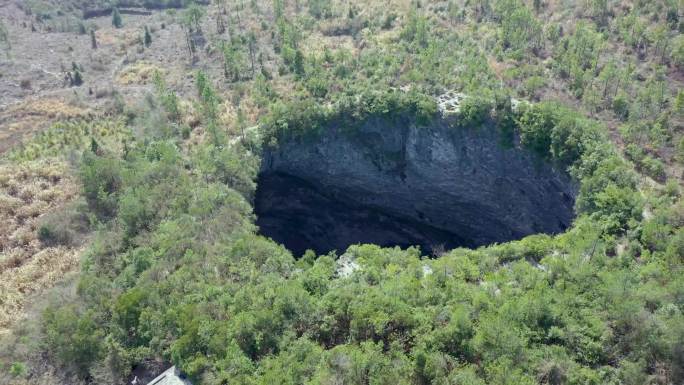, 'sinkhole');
255,116,577,256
